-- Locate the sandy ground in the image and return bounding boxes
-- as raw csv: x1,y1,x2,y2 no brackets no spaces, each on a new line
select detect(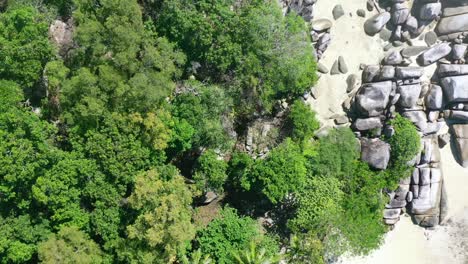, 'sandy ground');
307,0,384,127
307,0,468,263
